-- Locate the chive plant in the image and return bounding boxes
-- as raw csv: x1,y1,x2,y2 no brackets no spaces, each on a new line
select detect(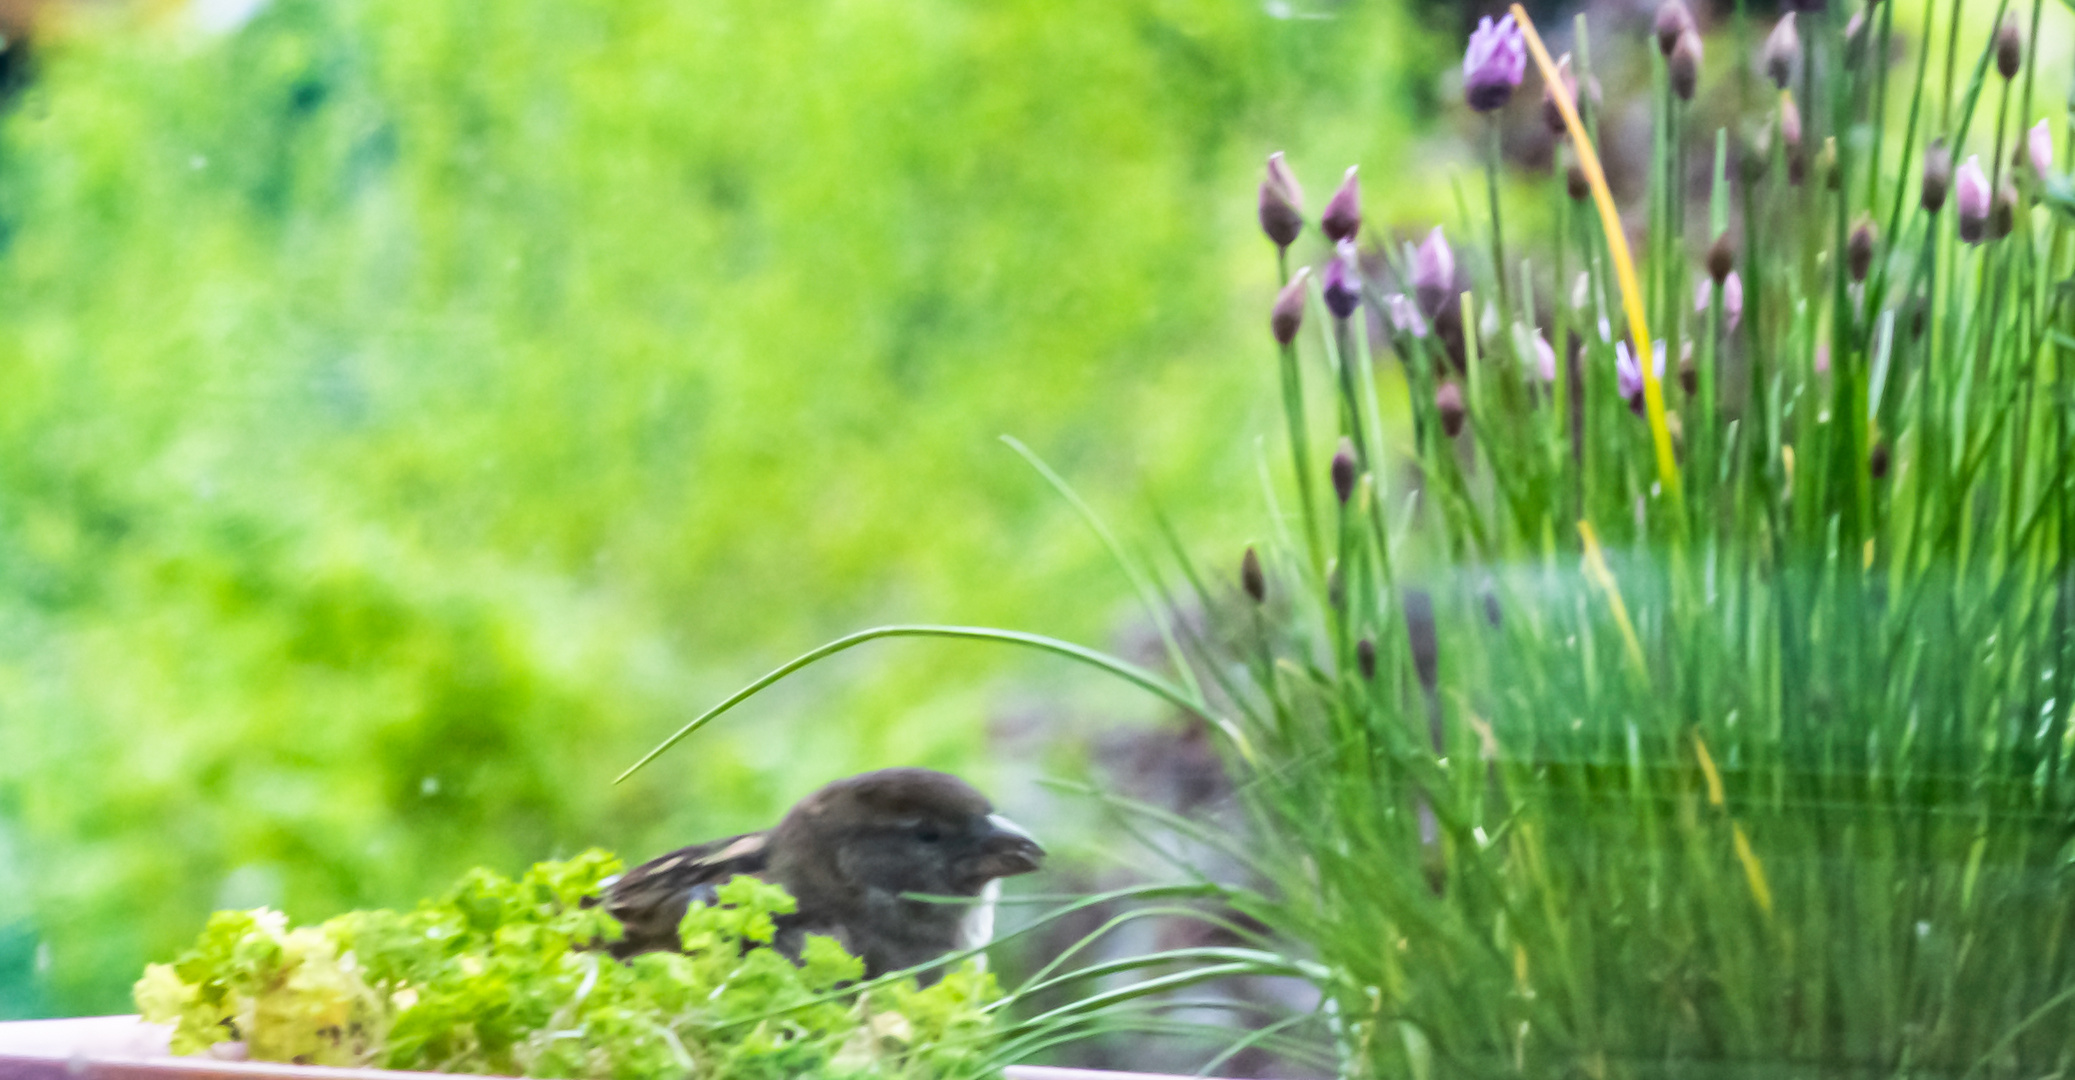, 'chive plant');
625,0,2075,1075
